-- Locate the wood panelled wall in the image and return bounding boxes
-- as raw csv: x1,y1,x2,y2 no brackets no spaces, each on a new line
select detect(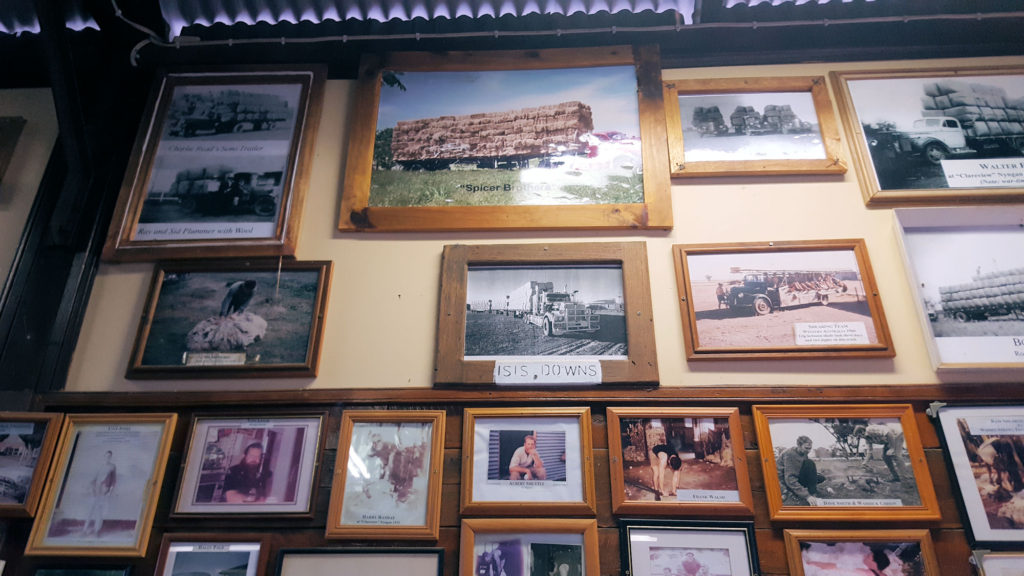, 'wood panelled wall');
3,384,1008,575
